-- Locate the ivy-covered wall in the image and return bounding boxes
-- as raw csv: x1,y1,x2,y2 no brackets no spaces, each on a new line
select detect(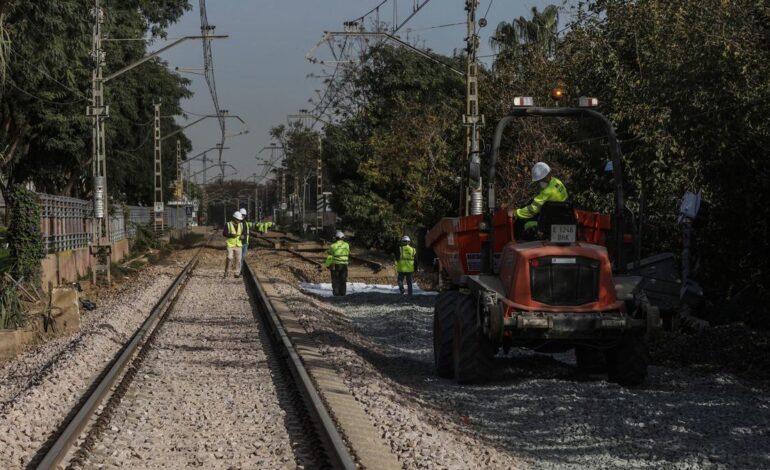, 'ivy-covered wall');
7,187,45,282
